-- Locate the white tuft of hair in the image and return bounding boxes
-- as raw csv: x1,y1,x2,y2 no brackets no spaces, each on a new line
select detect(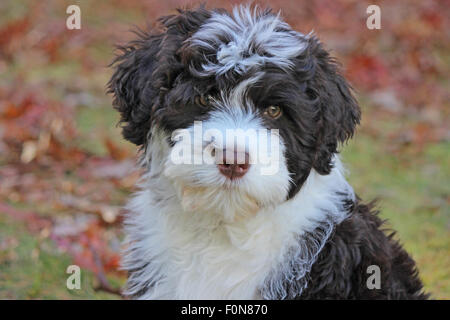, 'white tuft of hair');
189,4,308,76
